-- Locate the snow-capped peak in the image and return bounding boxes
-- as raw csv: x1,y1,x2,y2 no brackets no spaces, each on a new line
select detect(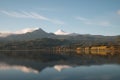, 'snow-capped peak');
54,29,70,35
